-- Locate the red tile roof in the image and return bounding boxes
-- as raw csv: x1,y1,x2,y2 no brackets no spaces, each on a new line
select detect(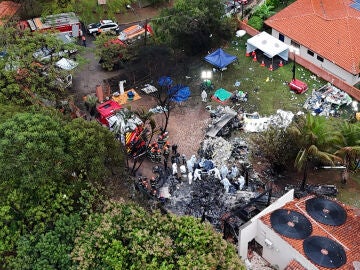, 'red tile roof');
265,0,360,75
261,195,360,269
0,1,21,25
285,259,307,270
